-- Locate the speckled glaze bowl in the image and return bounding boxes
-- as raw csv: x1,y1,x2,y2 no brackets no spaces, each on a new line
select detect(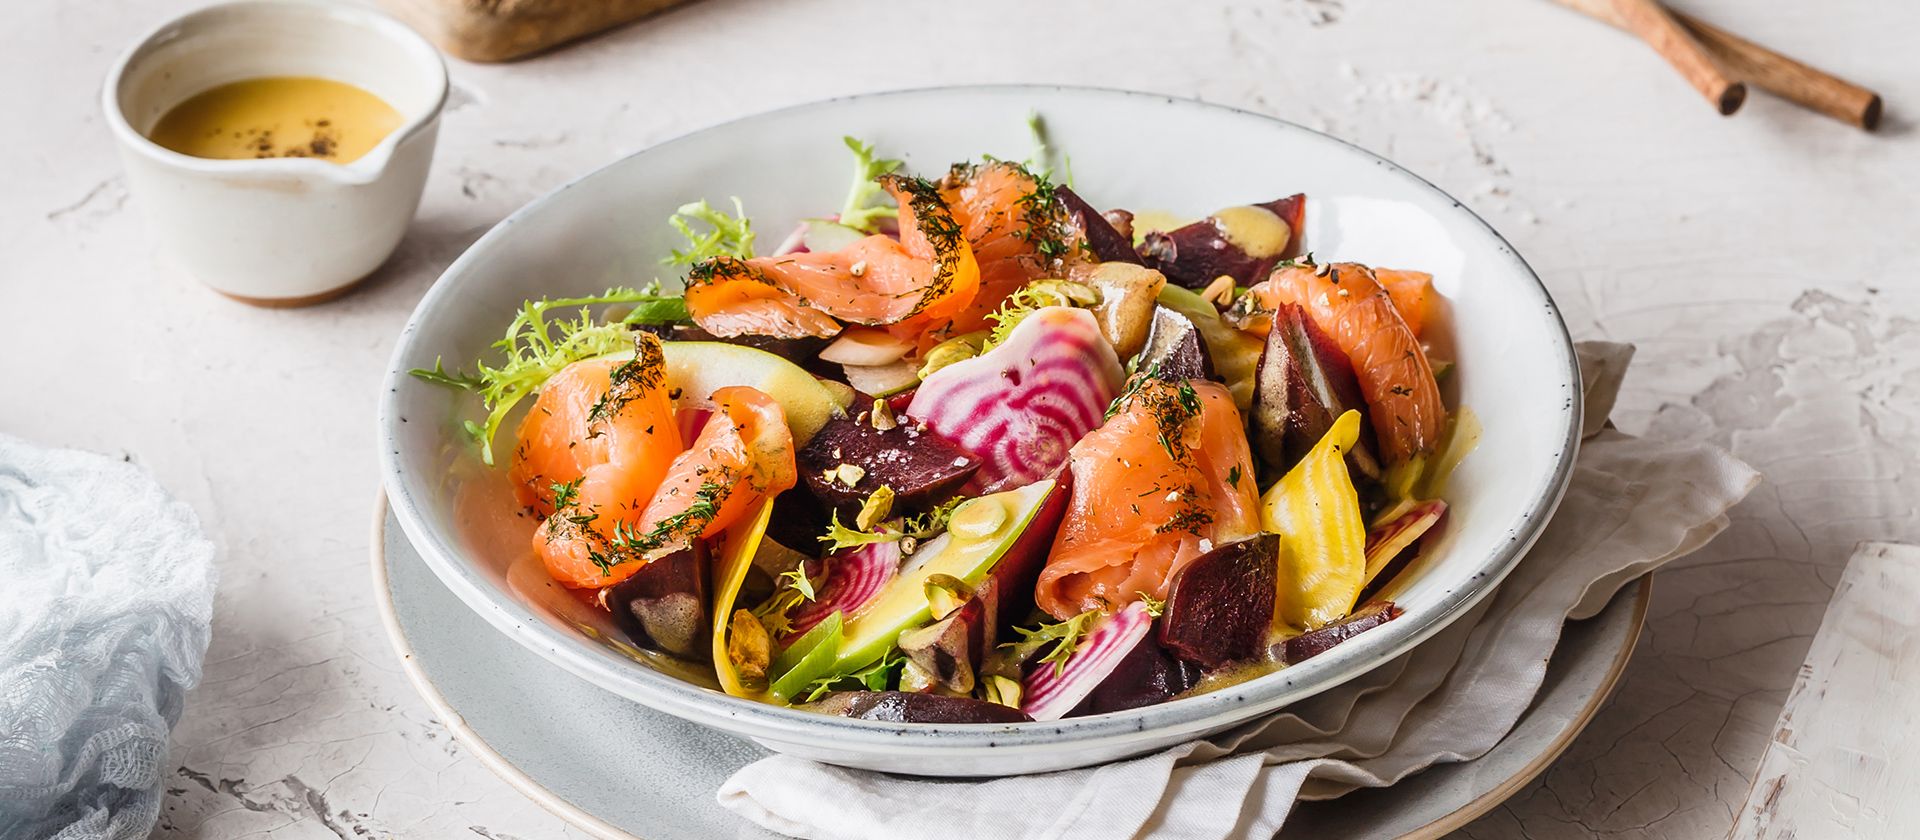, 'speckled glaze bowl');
378,86,1580,777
